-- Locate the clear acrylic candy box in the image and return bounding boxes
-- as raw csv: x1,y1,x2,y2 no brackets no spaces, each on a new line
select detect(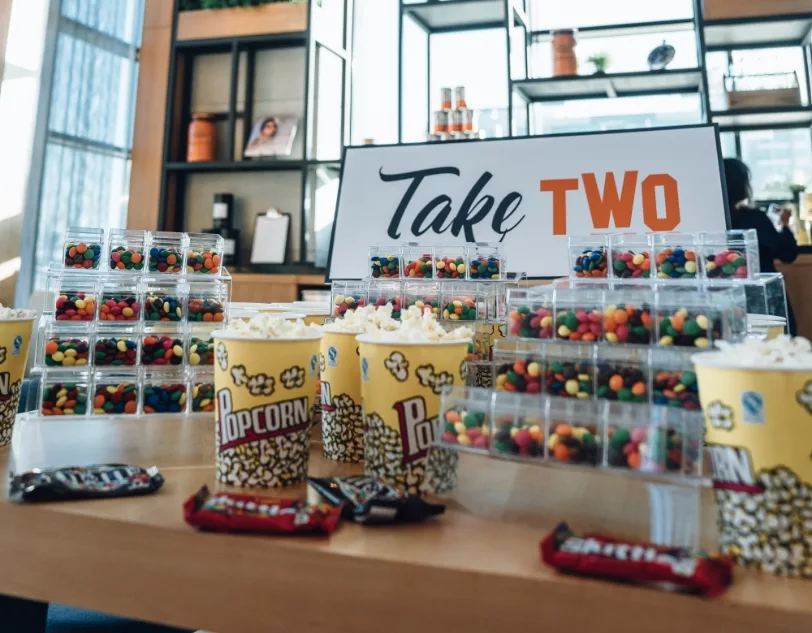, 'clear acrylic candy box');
39,373,91,417
468,243,505,280
368,279,402,319
651,233,700,281
608,234,651,280
331,280,369,318
369,245,401,279
437,385,494,454
107,229,147,273
492,338,544,395
63,227,104,271
569,236,609,280
186,232,224,276
700,229,759,281
434,246,467,280
147,232,186,275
